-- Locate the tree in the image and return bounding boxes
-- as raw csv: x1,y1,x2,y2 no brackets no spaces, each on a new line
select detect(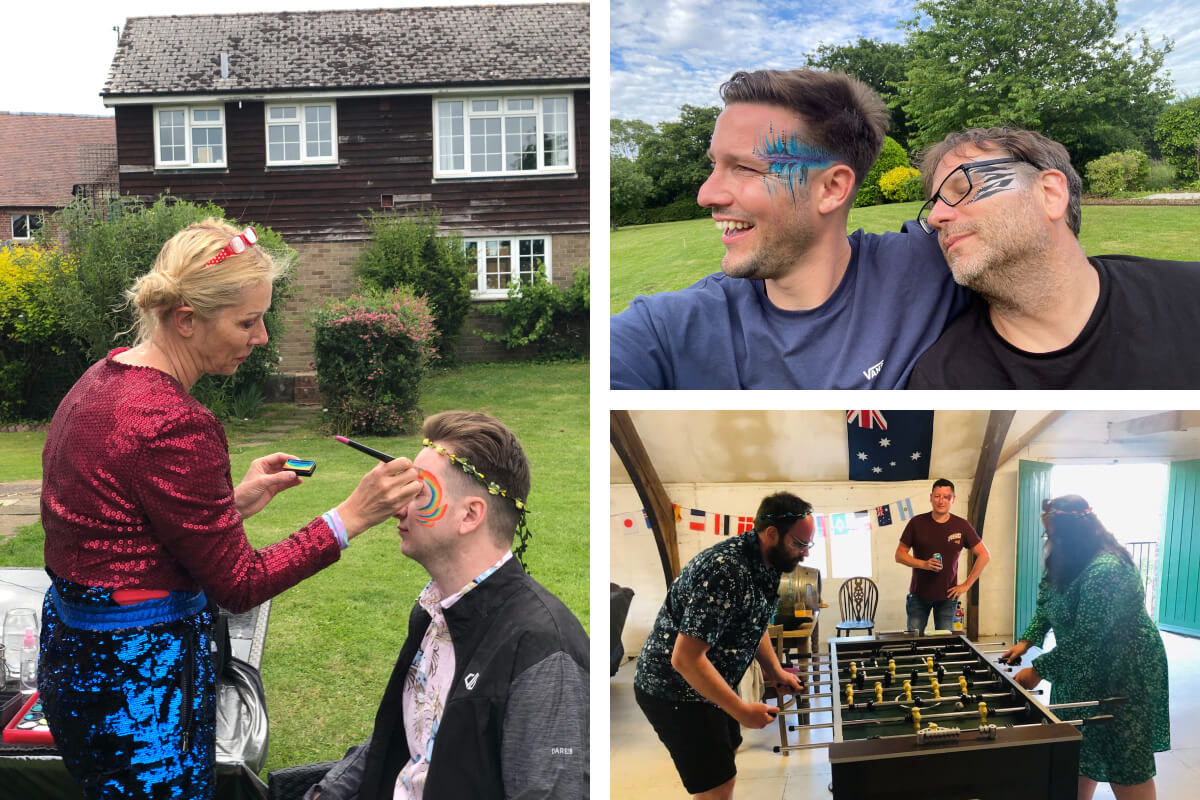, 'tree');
610,156,654,225
1153,96,1200,182
611,118,655,160
896,0,1174,167
807,37,914,147
637,104,720,206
